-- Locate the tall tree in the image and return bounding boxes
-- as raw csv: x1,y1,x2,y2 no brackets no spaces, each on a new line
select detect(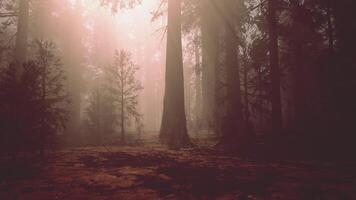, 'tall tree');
220,0,247,147
200,0,219,131
267,0,282,134
329,0,356,137
0,40,69,154
160,0,190,149
14,0,29,73
35,40,70,153
62,1,85,140
193,37,202,131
